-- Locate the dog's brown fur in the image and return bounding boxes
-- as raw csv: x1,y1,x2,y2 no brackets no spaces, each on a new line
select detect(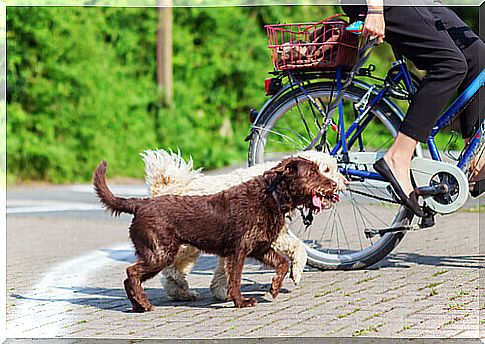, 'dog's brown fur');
93,157,336,311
